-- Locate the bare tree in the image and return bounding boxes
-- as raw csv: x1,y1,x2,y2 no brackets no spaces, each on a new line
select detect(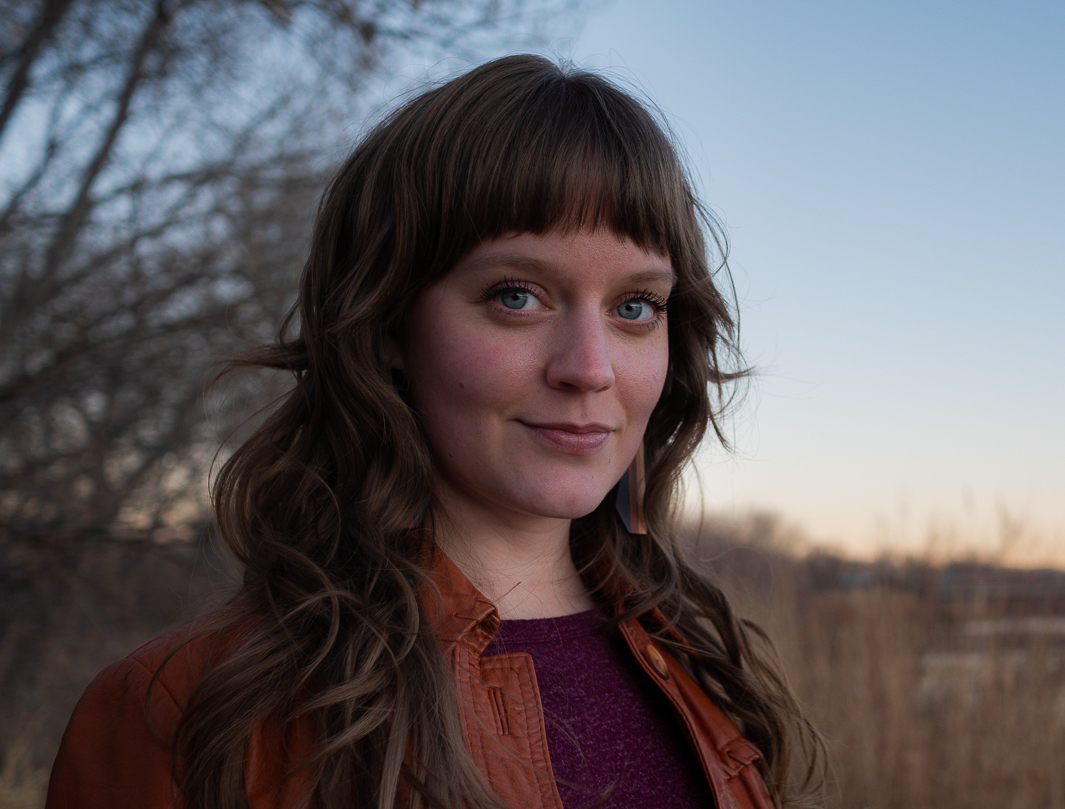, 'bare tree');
0,0,574,536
